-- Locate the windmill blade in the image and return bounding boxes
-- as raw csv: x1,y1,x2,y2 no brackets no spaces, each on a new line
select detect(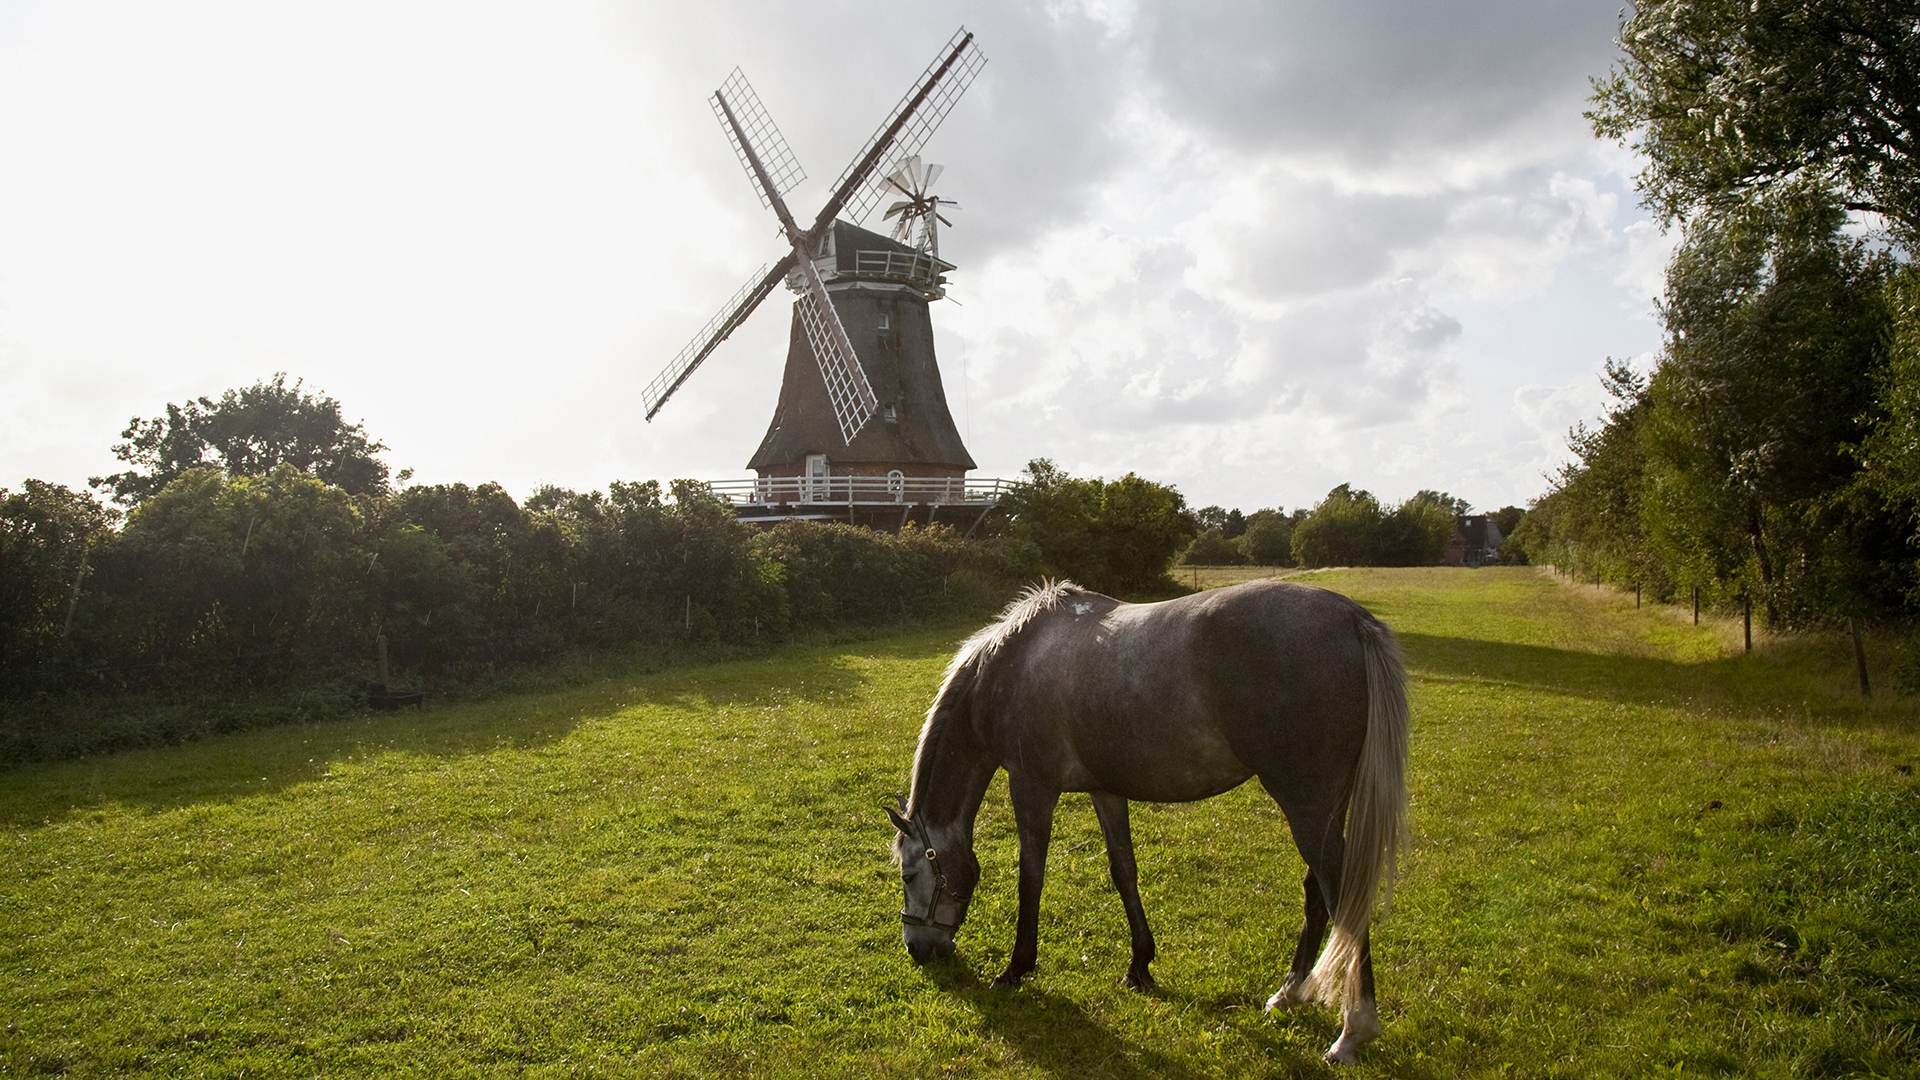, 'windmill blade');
642,255,795,421
790,256,878,444
711,68,807,211
811,27,985,235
